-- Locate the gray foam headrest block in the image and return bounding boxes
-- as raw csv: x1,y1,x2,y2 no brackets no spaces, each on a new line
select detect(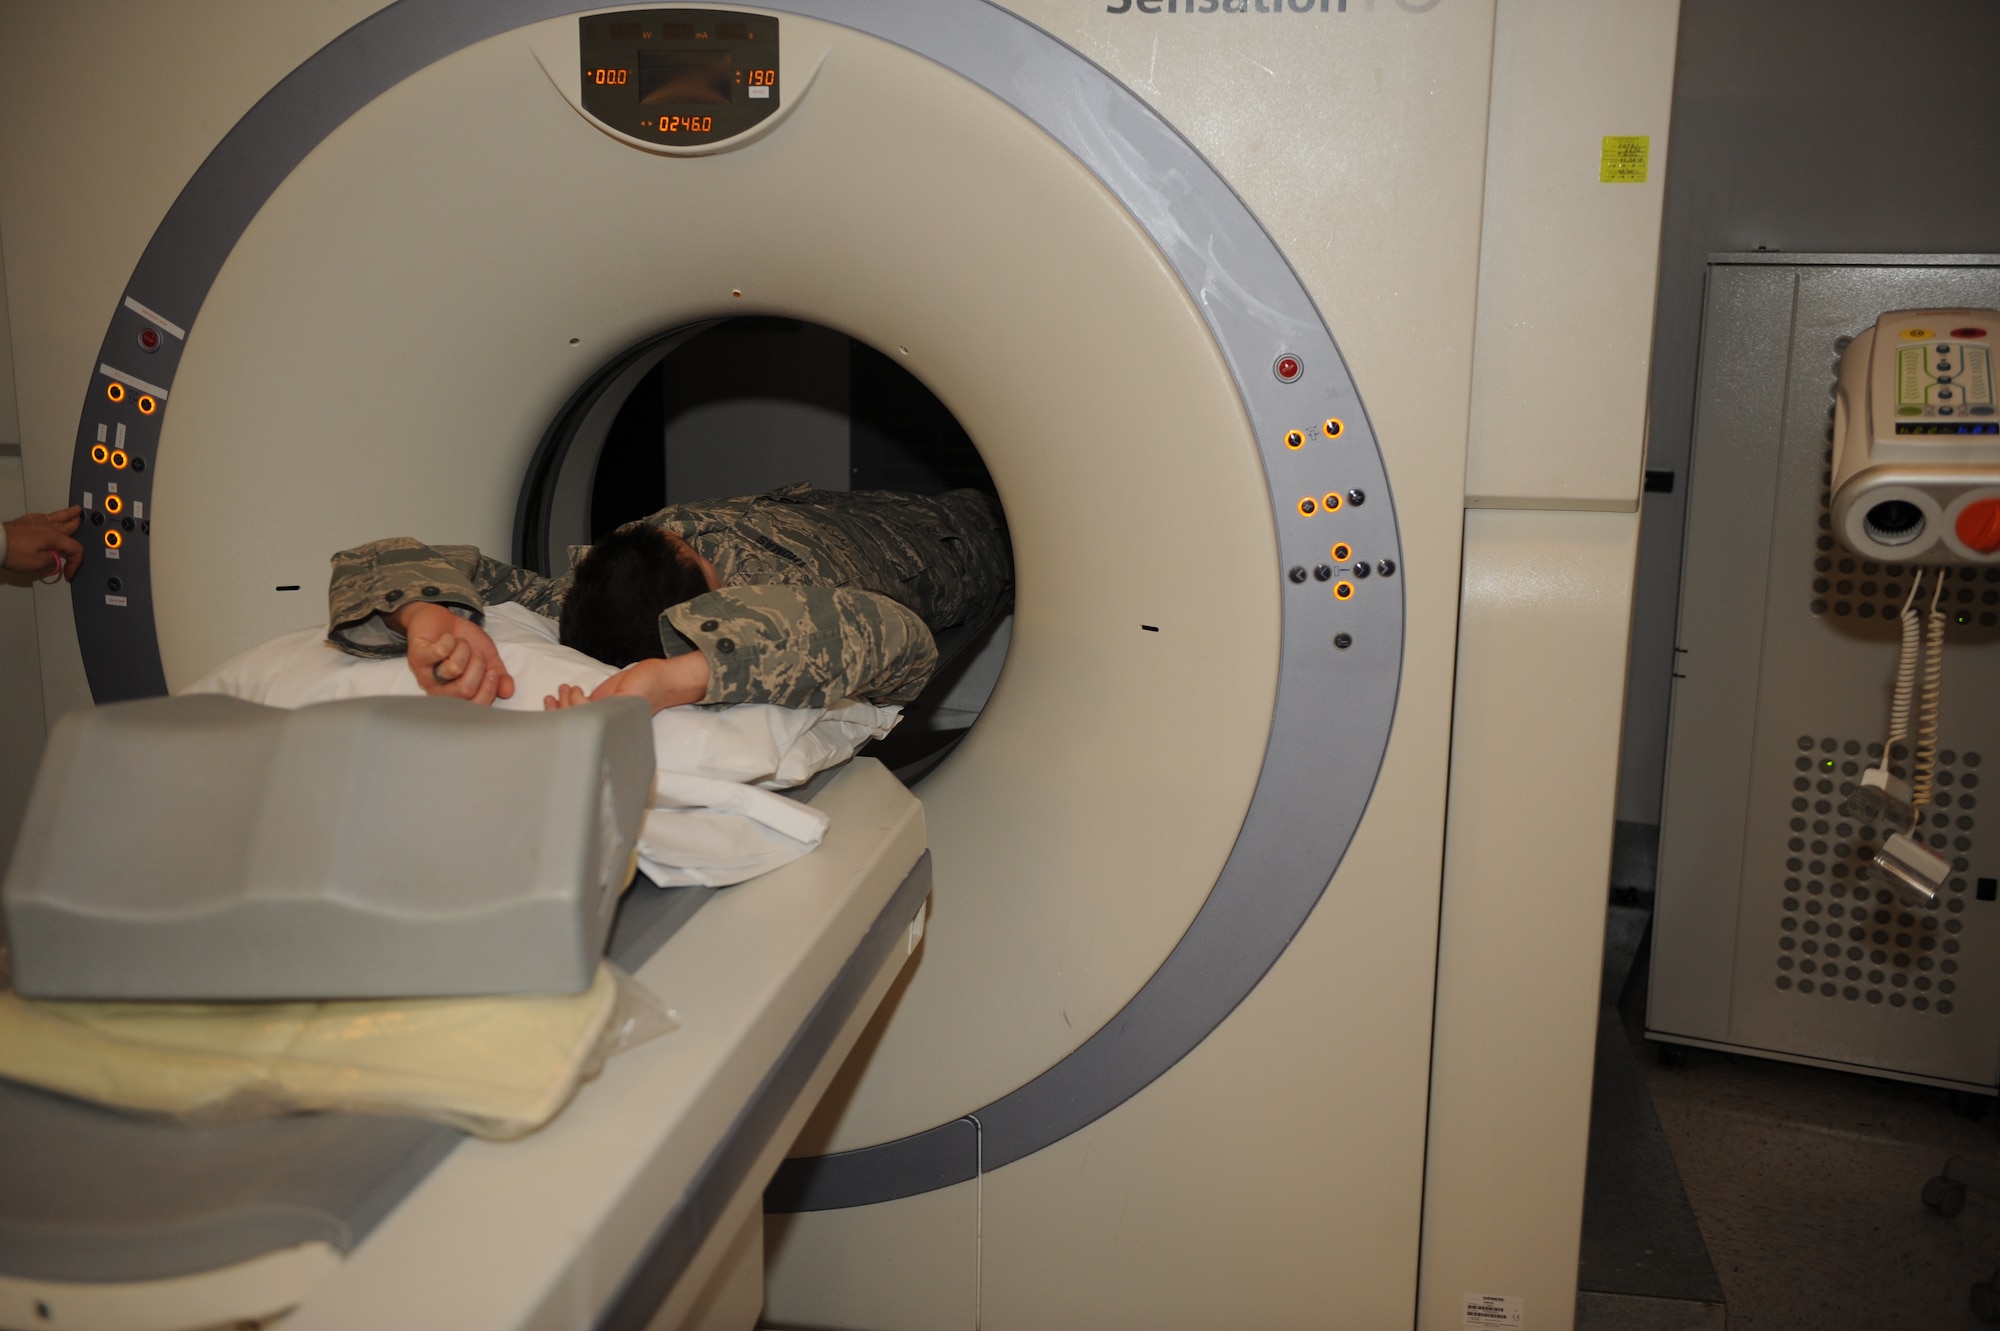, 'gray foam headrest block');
3,693,655,1001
